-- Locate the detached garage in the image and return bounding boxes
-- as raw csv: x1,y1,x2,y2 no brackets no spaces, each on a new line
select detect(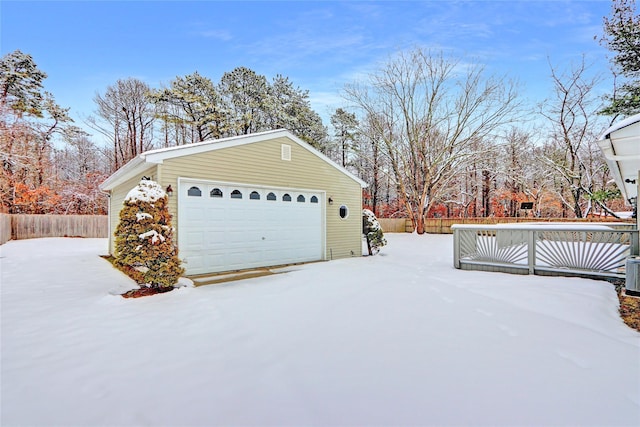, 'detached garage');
100,129,367,276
